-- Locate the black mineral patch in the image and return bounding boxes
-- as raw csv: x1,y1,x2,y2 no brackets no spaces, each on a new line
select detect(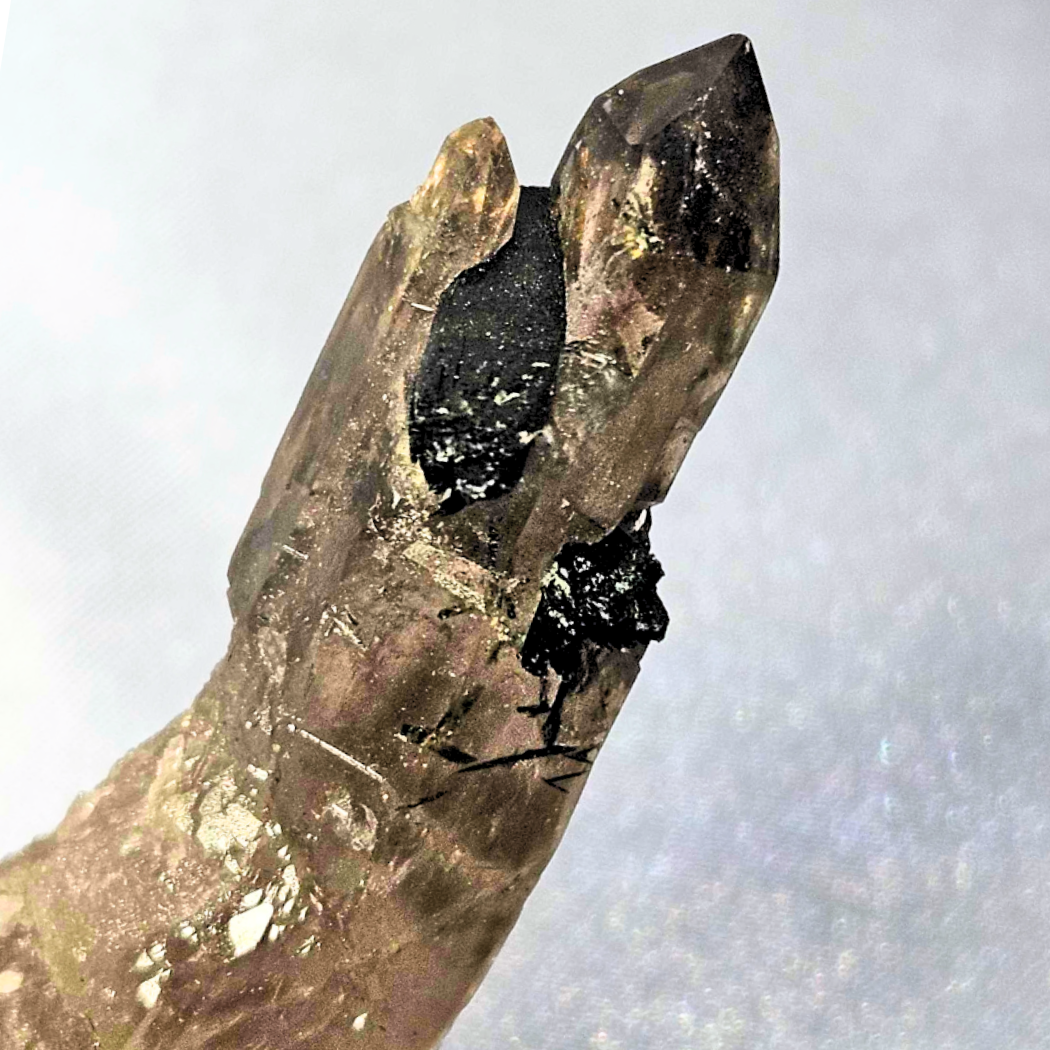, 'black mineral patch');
409,187,566,512
520,510,669,687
